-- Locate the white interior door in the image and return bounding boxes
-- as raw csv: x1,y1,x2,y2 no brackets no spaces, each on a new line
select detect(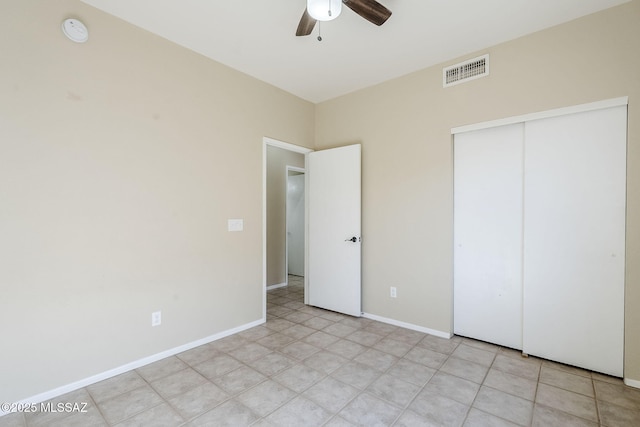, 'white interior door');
454,123,525,350
287,171,305,276
522,106,626,376
307,144,361,317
